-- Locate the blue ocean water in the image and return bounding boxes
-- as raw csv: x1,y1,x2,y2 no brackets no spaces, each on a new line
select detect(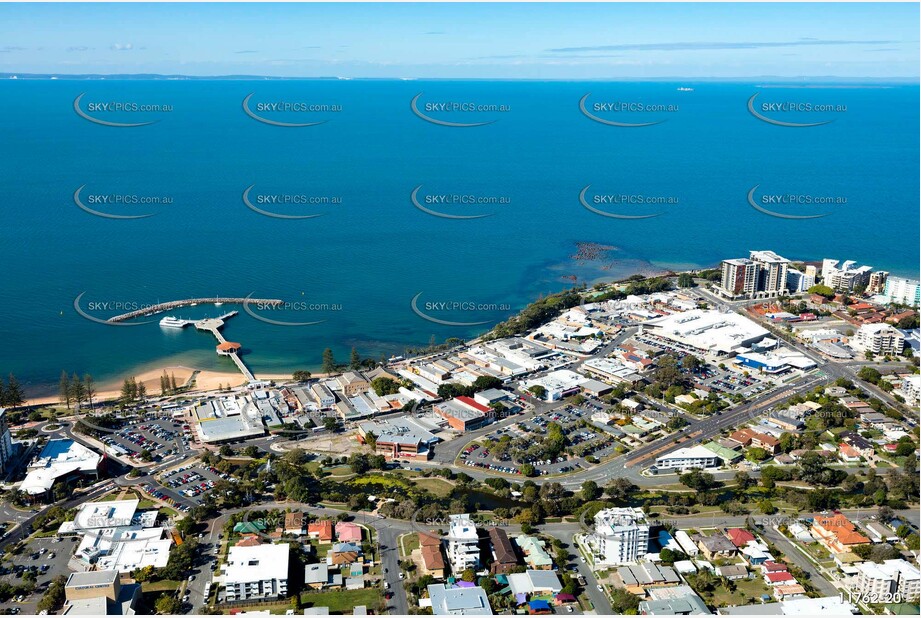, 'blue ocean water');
0,80,918,394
